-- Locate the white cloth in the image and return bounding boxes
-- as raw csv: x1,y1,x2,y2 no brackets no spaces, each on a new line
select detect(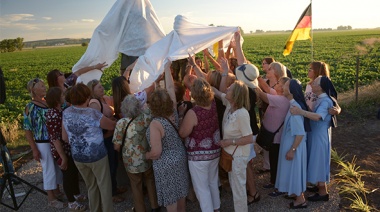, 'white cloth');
72,0,165,84
229,156,249,212
36,143,62,190
129,15,241,93
188,158,220,212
